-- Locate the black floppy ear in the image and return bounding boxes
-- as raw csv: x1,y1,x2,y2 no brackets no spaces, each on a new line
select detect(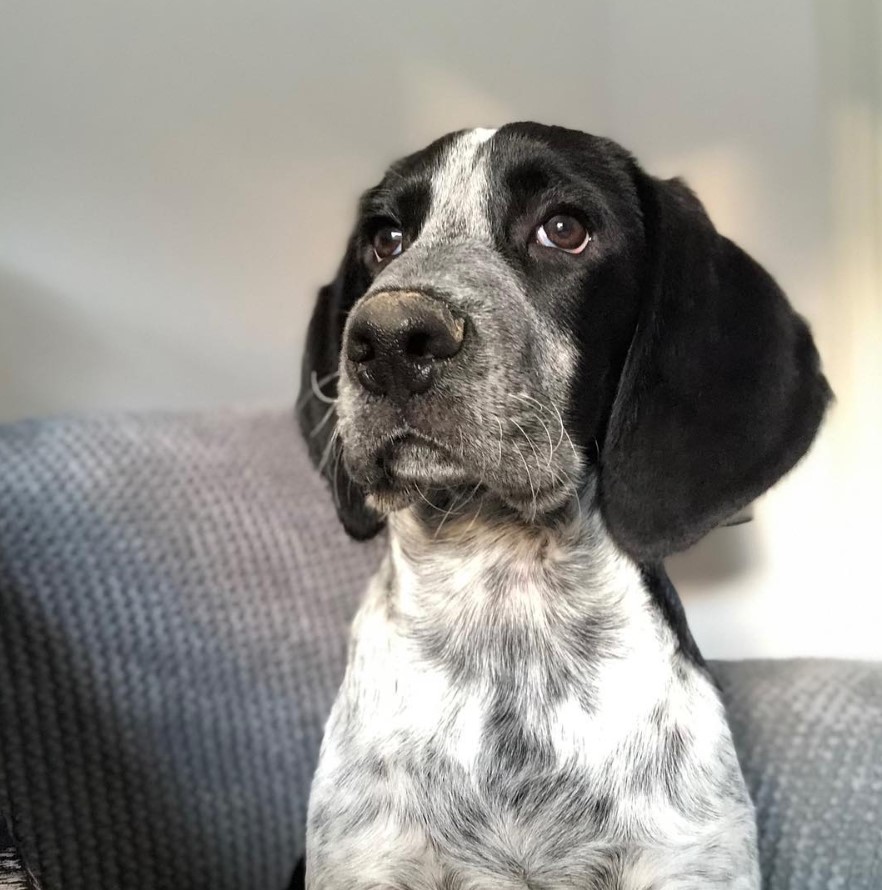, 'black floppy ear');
297,235,384,540
600,173,832,561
